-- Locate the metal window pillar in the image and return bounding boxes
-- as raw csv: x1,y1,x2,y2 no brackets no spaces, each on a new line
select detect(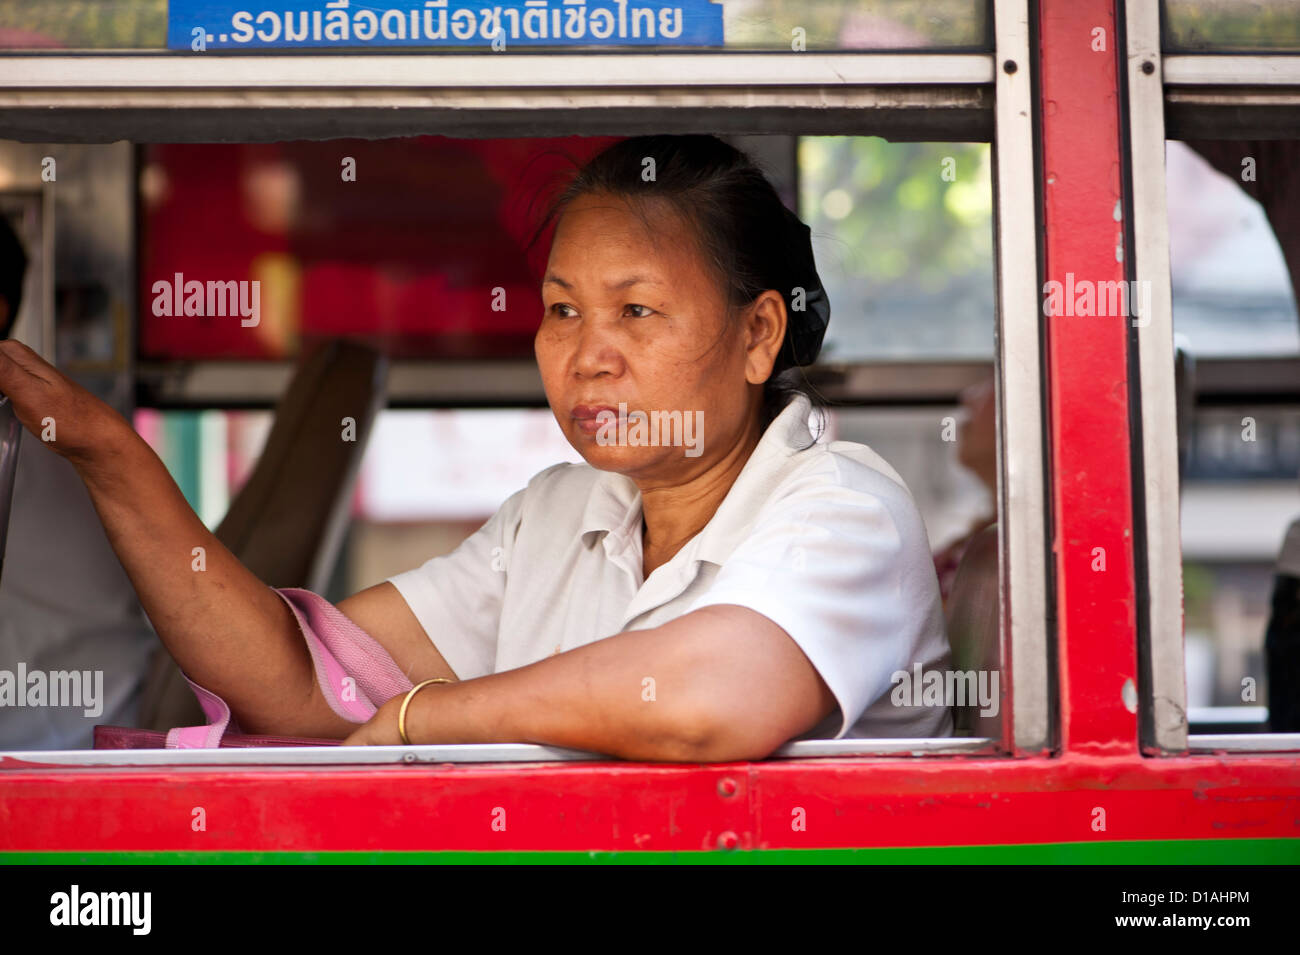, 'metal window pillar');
1038,0,1142,755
